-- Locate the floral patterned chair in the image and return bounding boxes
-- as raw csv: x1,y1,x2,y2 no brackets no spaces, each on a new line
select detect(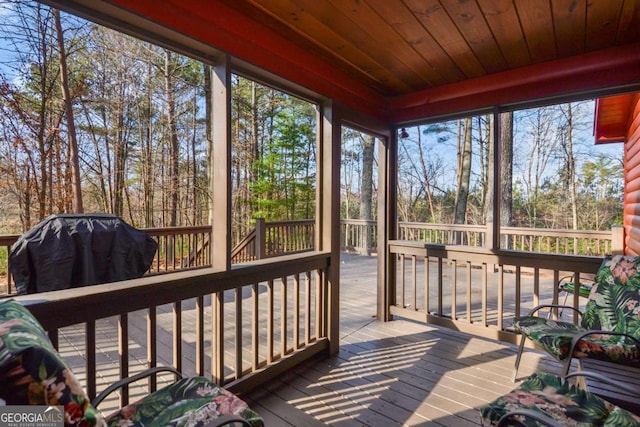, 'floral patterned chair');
0,299,263,427
480,371,640,426
512,255,640,382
